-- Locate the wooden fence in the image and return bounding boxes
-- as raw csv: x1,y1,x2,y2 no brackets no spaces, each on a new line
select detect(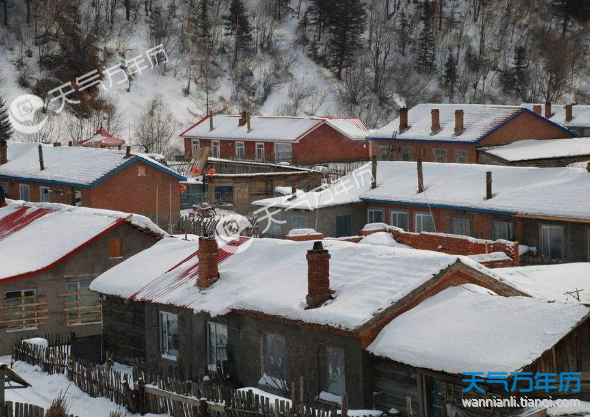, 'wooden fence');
3,401,80,417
